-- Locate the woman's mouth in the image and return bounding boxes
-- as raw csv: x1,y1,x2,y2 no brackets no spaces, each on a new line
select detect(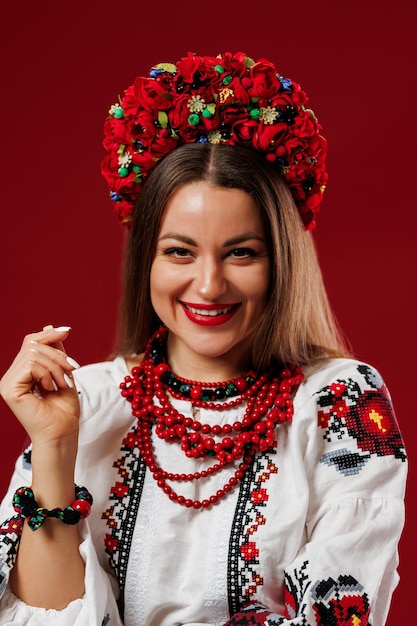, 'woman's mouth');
180,302,241,326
